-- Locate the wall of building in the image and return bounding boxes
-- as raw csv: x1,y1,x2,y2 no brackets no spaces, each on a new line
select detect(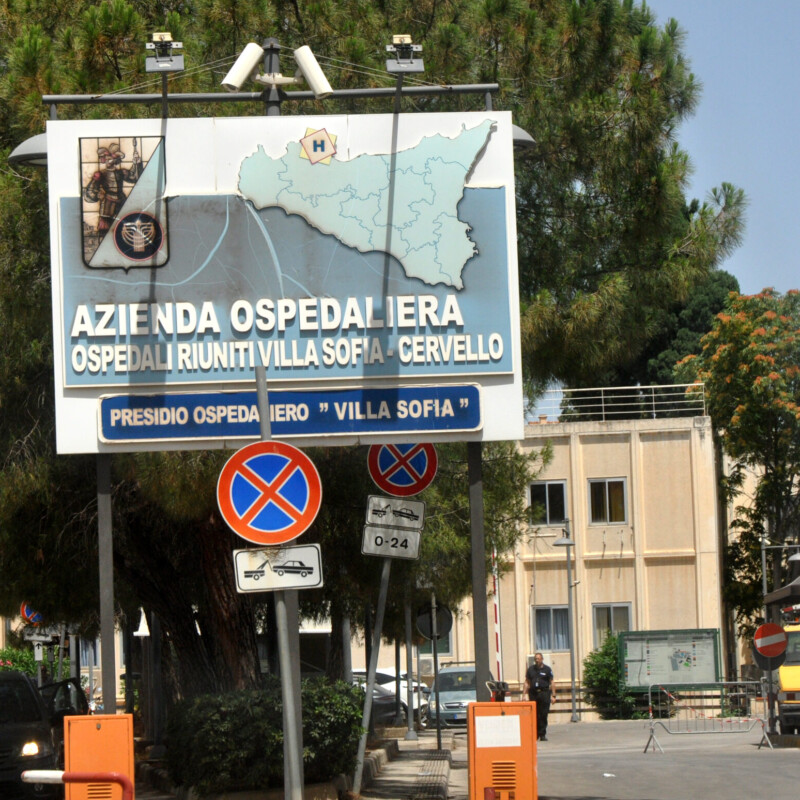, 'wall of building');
497,415,723,695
